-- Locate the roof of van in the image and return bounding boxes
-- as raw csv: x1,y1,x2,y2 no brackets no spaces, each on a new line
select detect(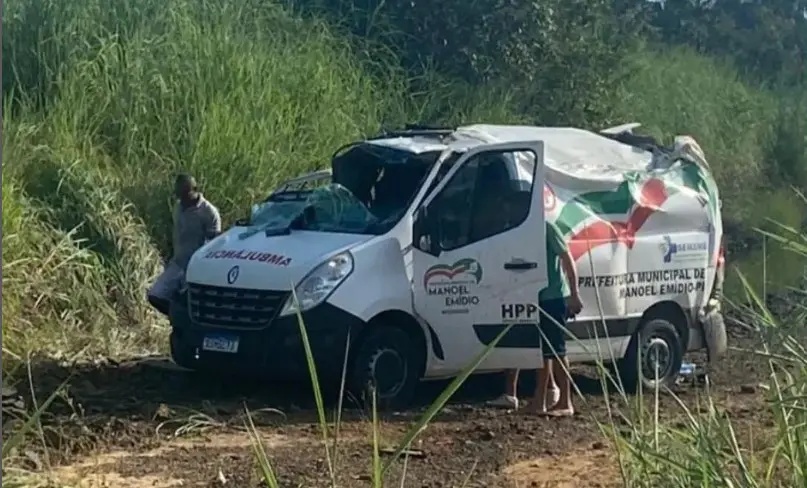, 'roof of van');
366,124,654,181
